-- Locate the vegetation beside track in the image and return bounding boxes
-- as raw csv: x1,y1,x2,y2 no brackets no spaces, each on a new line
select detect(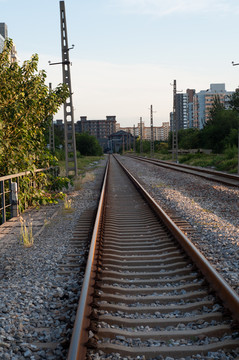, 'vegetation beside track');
130,148,238,174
